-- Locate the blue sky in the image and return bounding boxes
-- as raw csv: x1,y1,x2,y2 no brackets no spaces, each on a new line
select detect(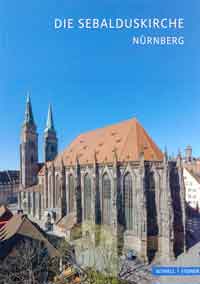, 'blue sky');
0,0,200,169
